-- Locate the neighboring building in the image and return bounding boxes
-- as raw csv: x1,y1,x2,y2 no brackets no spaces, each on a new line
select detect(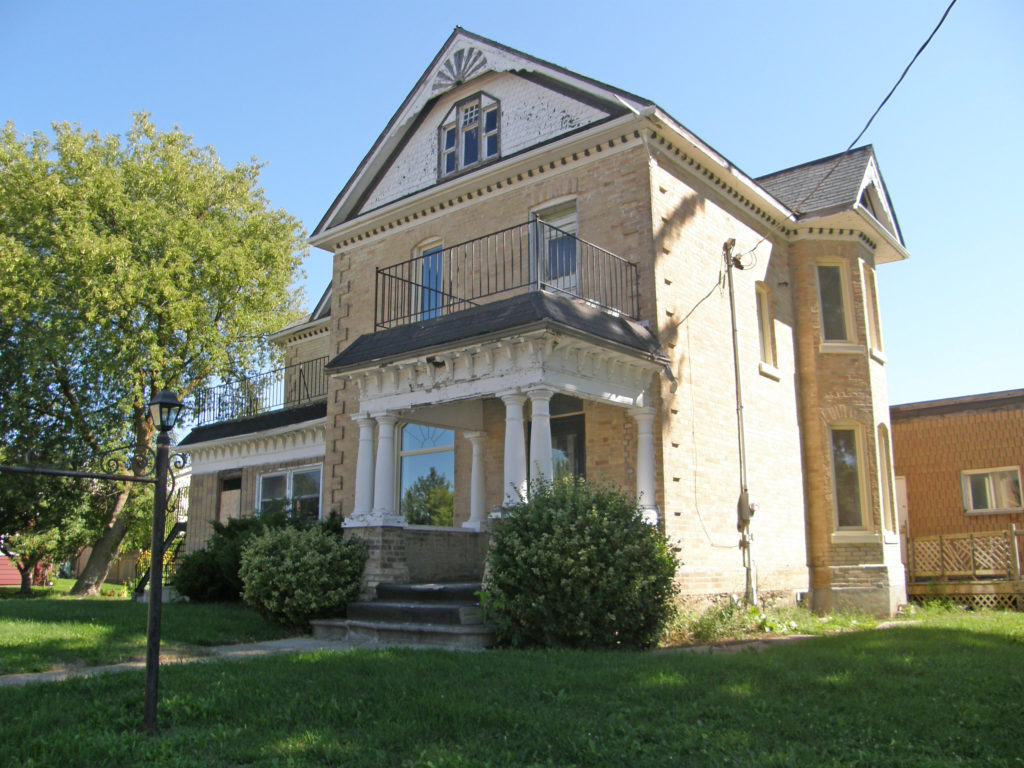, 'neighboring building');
180,29,909,614
891,389,1024,540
